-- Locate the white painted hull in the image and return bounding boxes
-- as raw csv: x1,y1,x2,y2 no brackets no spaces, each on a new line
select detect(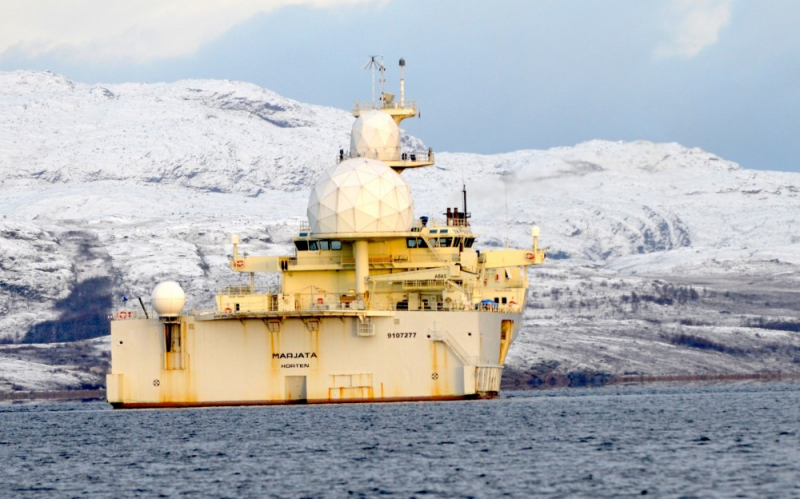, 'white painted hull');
106,310,520,408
